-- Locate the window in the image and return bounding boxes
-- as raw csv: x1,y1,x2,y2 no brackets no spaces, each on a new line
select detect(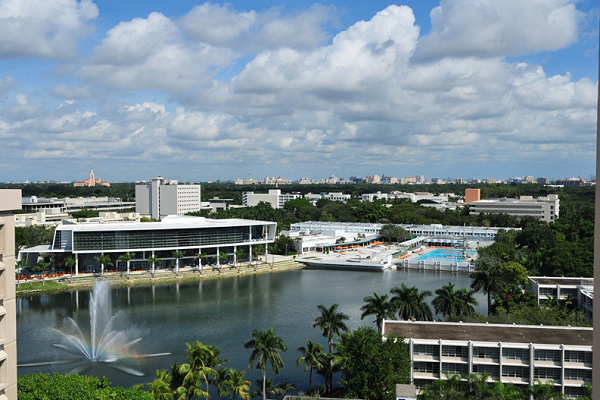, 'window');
564,351,592,364
473,364,499,377
442,363,468,375
474,347,499,359
534,349,560,363
534,367,561,380
564,369,592,382
414,362,439,374
502,366,528,378
442,345,467,358
502,348,529,362
414,344,439,357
